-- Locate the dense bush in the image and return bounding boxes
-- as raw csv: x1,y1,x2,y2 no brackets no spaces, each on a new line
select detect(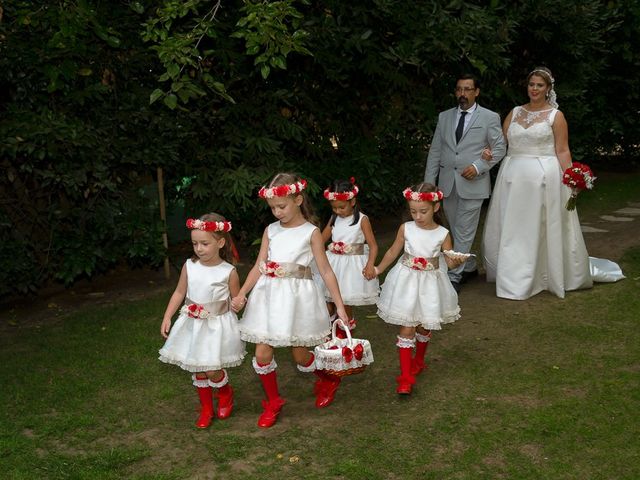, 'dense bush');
1,0,639,296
